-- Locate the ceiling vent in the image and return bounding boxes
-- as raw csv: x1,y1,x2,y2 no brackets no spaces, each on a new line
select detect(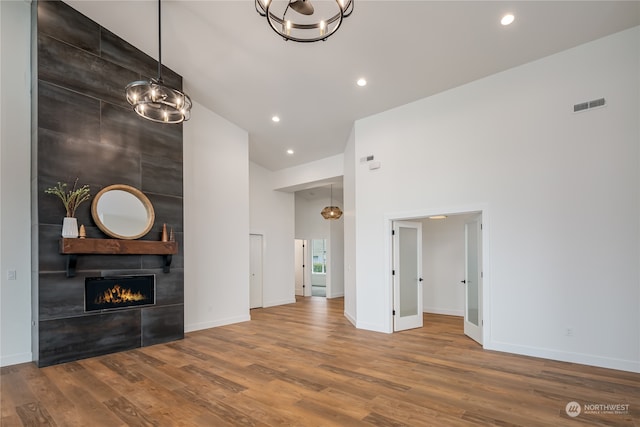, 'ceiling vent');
574,97,605,113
